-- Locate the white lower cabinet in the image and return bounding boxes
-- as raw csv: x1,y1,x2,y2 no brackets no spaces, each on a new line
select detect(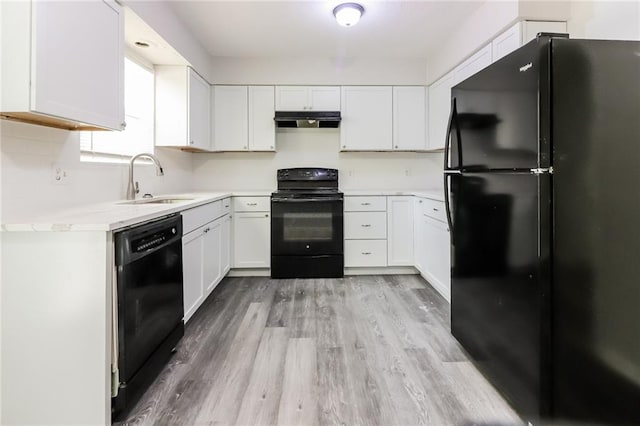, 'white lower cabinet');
232,196,270,268
345,239,387,267
414,197,451,301
422,217,451,300
387,196,414,266
344,196,387,267
182,229,204,323
182,199,231,323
